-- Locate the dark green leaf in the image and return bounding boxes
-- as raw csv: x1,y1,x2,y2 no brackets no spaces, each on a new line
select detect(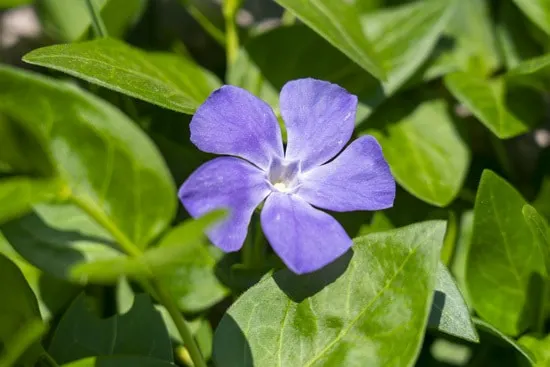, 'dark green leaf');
49,293,172,364
429,262,478,342
445,72,543,138
213,221,446,367
0,65,175,248
365,99,470,207
466,170,545,336
62,356,176,367
23,38,221,114
274,0,386,80
512,0,550,36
